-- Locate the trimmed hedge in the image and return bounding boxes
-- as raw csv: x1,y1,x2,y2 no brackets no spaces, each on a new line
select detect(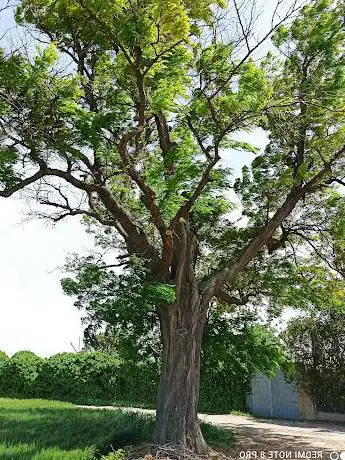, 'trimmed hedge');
0,351,247,412
0,351,159,406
